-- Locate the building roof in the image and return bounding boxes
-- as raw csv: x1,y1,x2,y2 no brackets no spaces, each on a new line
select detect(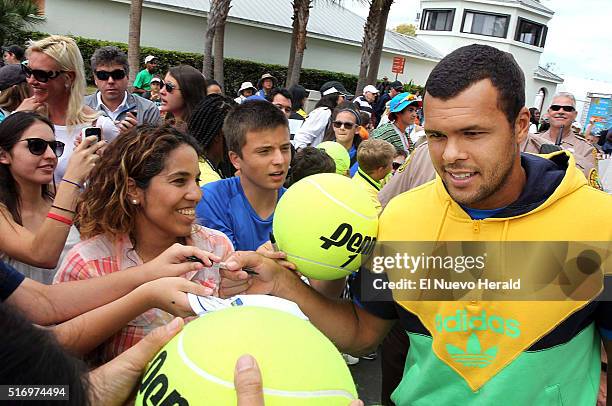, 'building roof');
140,0,443,61
534,66,564,84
